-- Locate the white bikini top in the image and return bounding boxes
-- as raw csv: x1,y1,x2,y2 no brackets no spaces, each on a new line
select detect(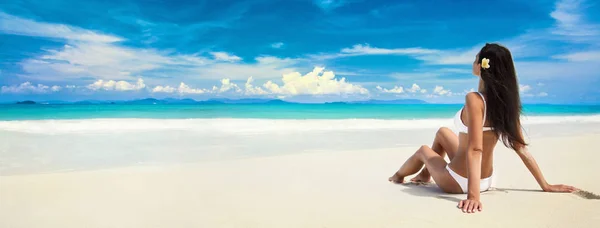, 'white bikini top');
454,92,493,133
